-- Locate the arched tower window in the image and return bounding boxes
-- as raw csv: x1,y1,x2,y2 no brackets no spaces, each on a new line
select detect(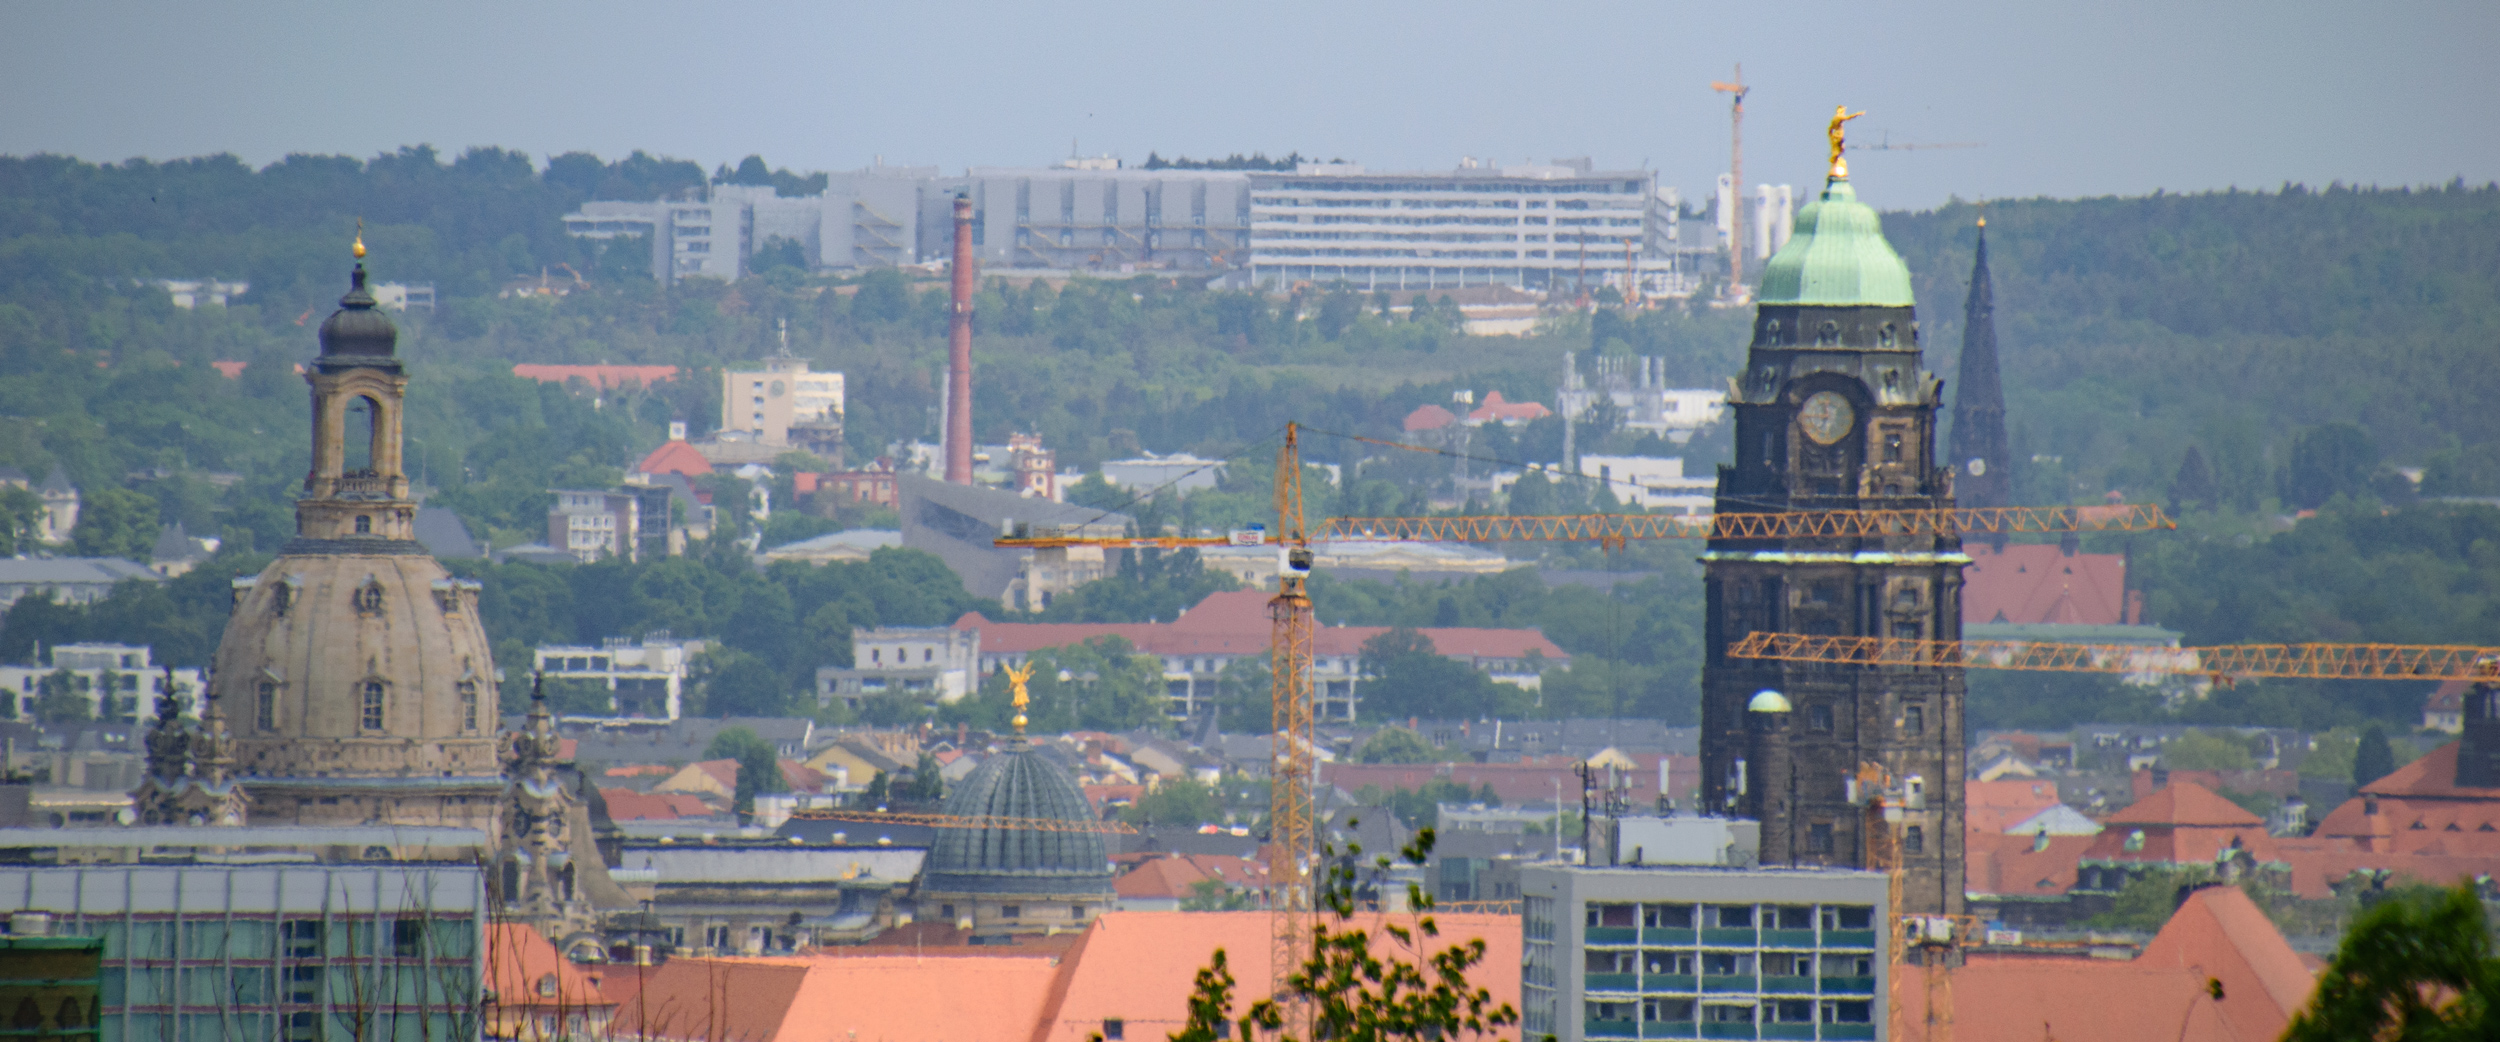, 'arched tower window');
359,680,386,730
457,679,479,732
256,681,278,731
345,395,378,473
